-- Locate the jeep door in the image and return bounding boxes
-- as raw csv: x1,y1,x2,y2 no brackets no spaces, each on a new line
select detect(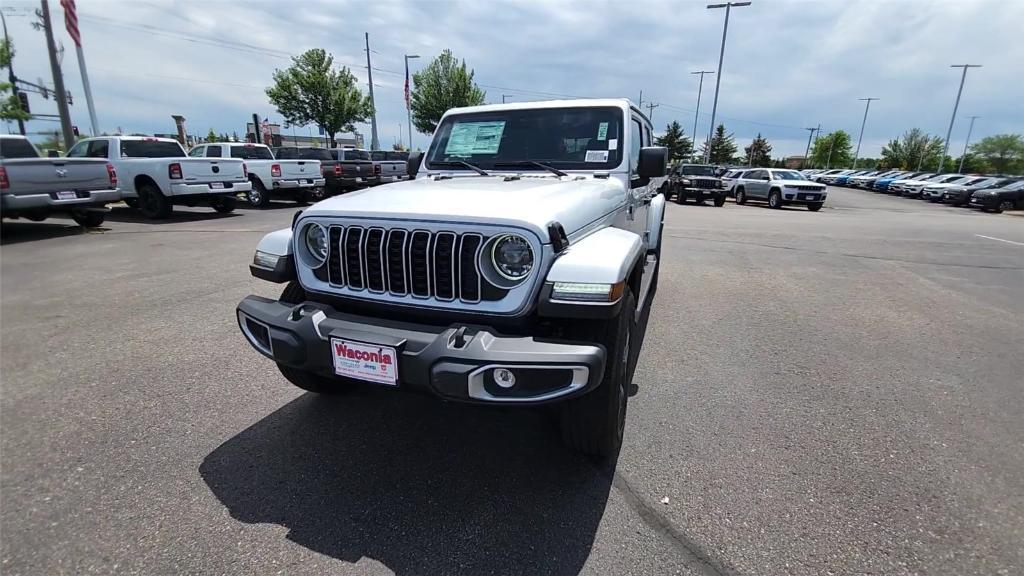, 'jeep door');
628,113,653,247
